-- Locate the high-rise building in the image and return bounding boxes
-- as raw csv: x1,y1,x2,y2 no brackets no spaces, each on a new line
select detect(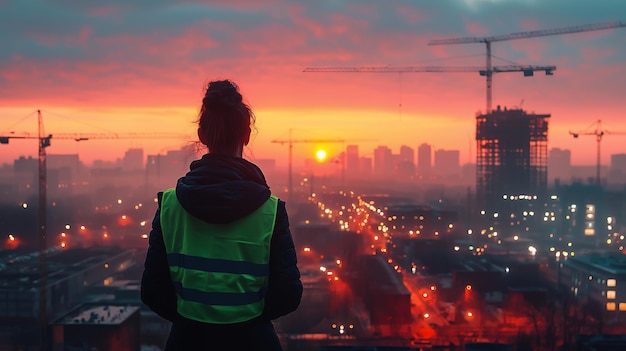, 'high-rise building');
608,153,626,185
417,143,432,179
399,145,415,165
398,145,415,179
476,106,550,209
373,146,393,178
611,154,626,174
346,145,359,177
548,148,571,184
